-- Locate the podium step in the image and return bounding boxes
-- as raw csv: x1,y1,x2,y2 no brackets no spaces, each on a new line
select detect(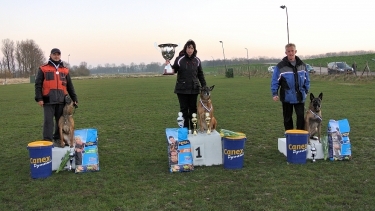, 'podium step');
188,130,223,166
